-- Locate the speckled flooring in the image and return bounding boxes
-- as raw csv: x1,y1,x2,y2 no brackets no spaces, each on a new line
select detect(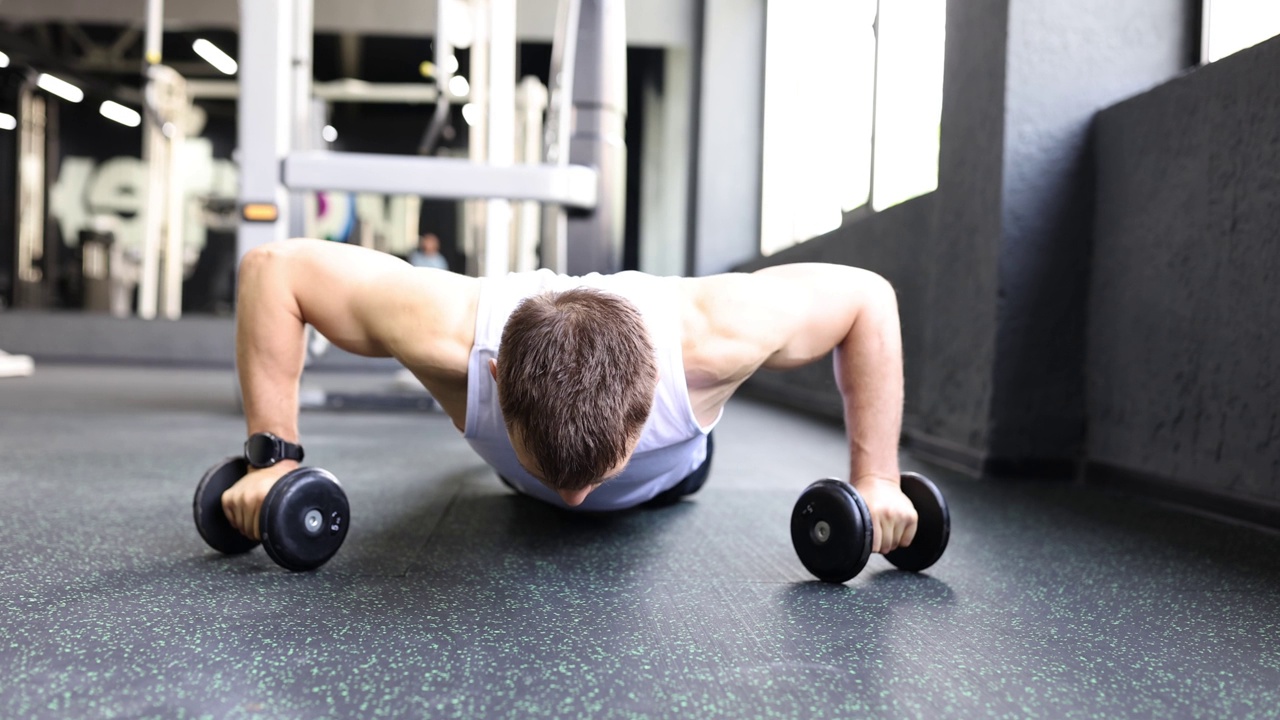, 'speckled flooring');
2,365,1279,719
